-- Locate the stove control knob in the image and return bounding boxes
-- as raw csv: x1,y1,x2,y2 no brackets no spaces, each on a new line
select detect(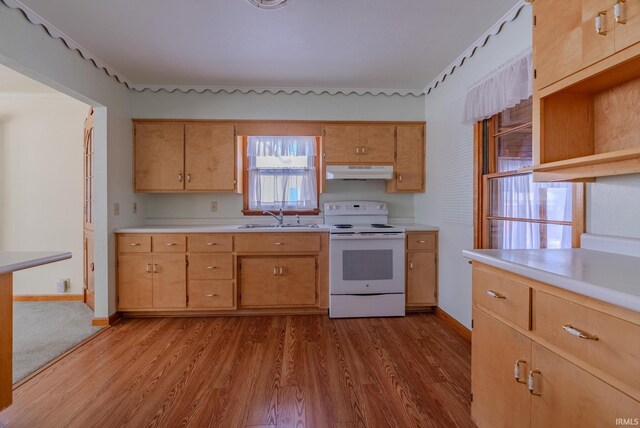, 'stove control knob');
377,203,386,210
